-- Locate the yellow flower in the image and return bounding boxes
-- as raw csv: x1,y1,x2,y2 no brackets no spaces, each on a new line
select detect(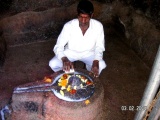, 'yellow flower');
85,100,90,105
67,85,71,91
60,90,64,96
